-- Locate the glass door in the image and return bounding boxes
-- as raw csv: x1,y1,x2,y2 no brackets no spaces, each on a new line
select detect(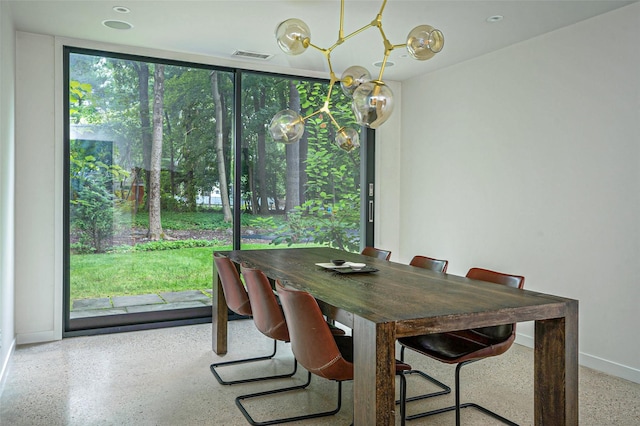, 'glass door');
65,49,236,333
238,72,364,252
64,49,373,335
